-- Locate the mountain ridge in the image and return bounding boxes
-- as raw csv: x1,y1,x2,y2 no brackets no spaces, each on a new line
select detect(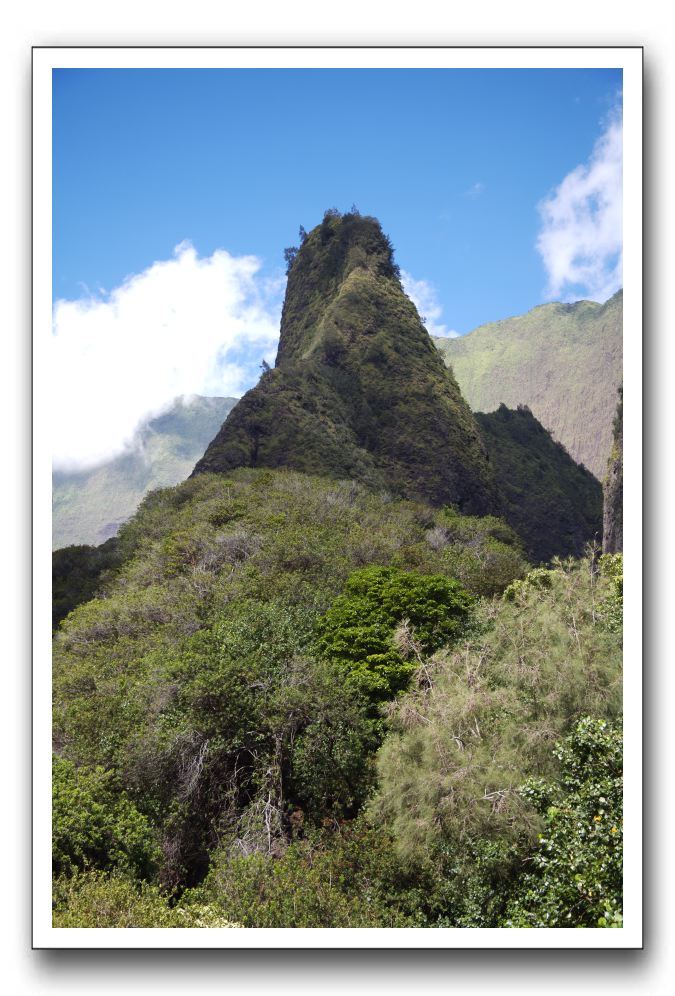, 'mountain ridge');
434,290,622,479
53,395,236,549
